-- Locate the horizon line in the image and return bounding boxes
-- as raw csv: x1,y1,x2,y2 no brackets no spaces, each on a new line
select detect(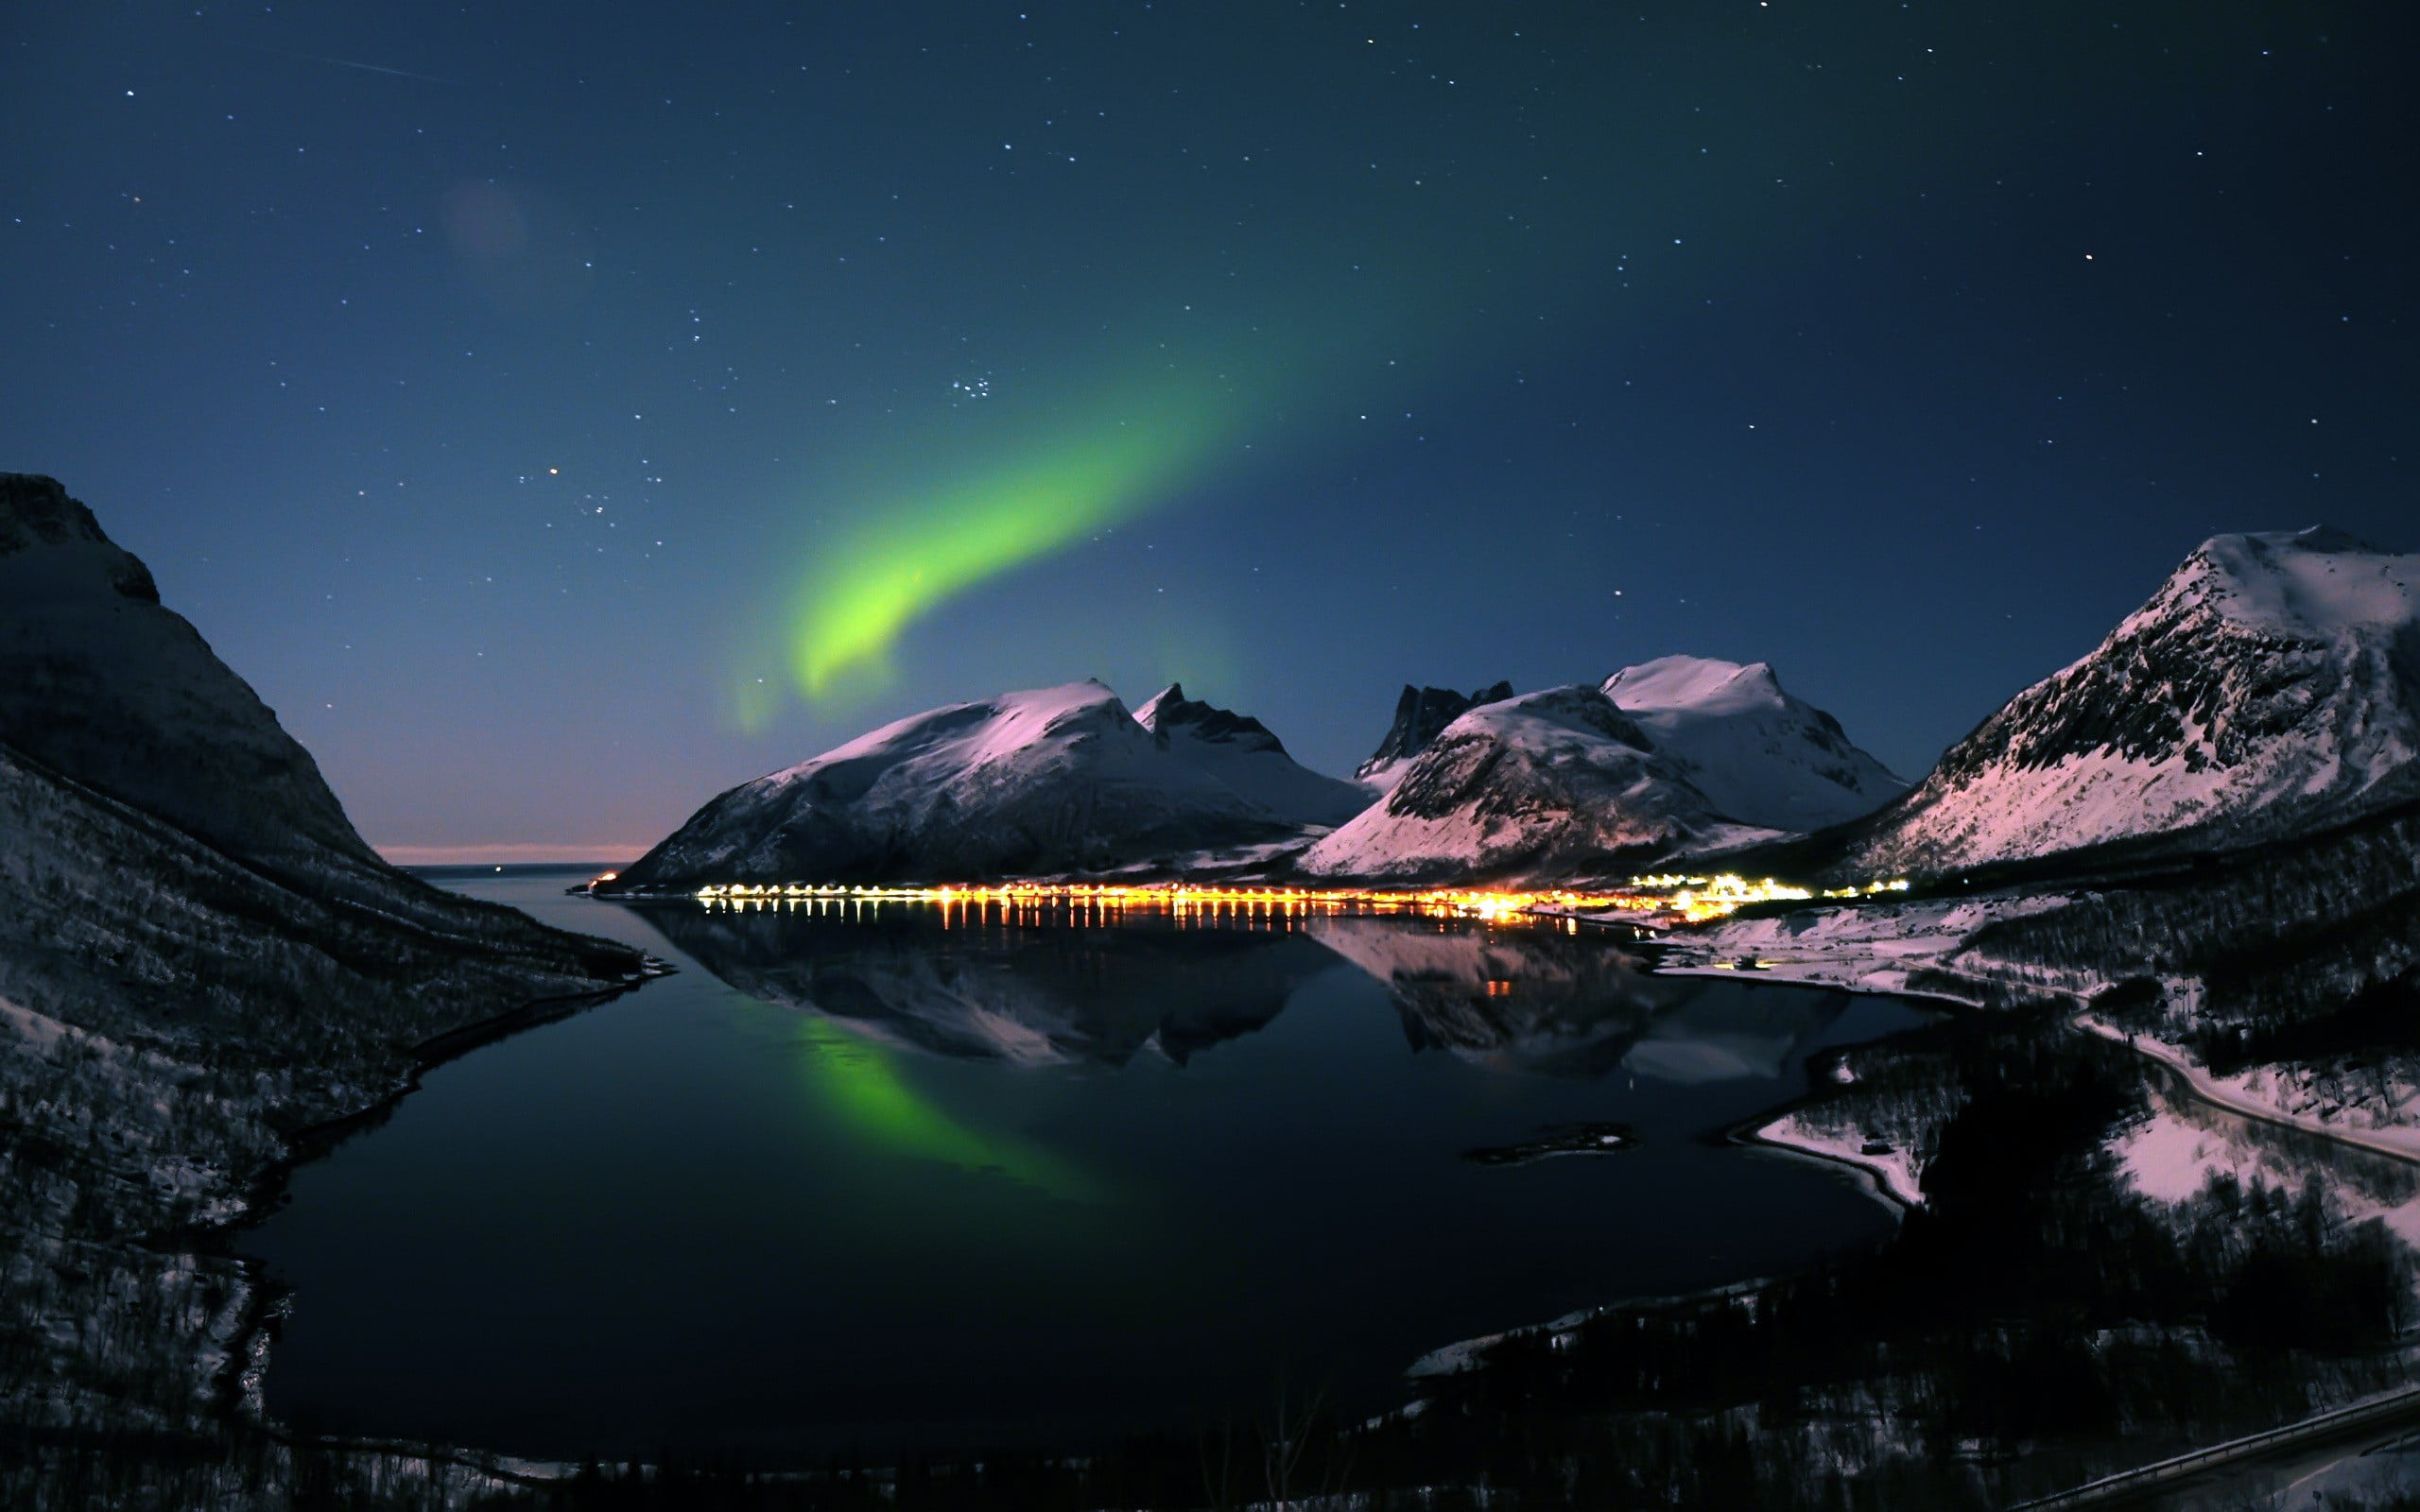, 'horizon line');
373,842,643,868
